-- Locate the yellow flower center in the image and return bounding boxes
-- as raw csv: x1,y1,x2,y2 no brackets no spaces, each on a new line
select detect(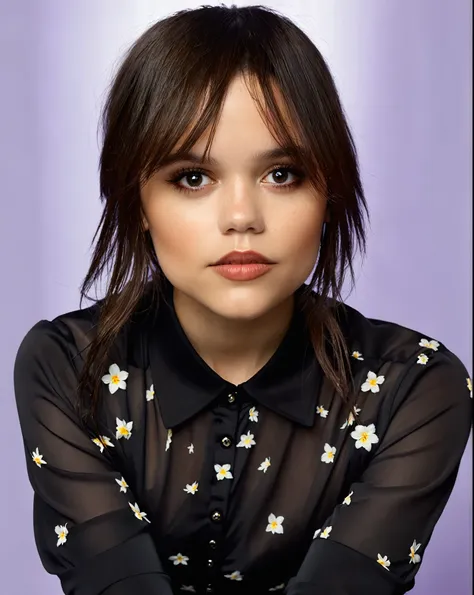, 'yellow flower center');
219,469,226,476
360,432,369,443
111,374,120,384
271,521,278,529
119,427,129,435
327,452,334,459
369,378,377,386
